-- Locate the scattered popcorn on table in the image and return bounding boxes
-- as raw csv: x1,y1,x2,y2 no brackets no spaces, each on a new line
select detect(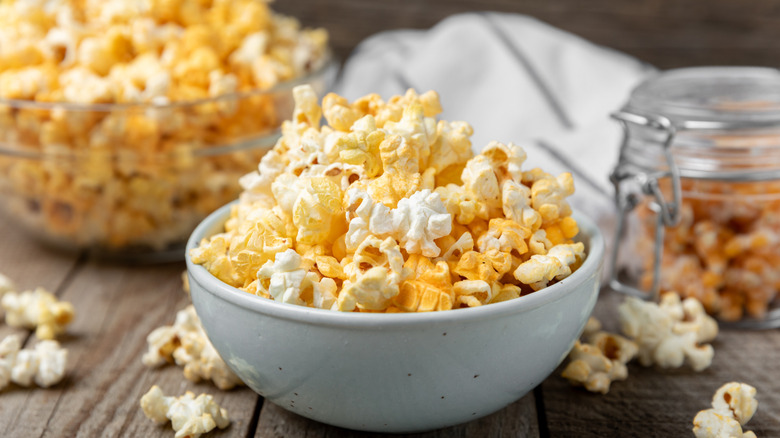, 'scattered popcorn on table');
2,287,75,340
561,317,638,394
618,292,718,371
0,334,67,390
0,0,330,251
143,305,243,390
693,382,758,438
192,87,585,312
141,385,230,438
